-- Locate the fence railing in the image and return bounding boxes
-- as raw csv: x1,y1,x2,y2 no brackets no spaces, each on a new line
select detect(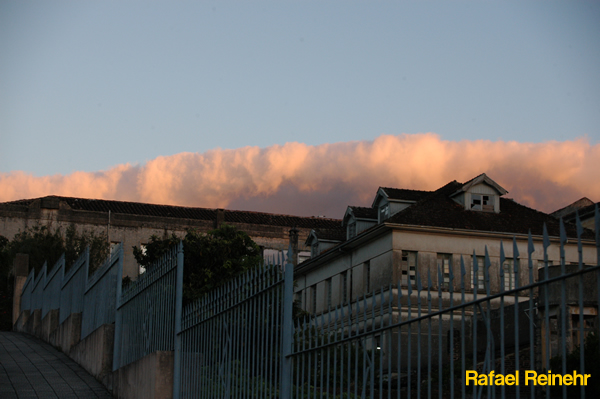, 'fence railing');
59,248,88,324
15,206,599,399
81,244,123,339
288,211,600,399
175,252,290,399
113,243,182,370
